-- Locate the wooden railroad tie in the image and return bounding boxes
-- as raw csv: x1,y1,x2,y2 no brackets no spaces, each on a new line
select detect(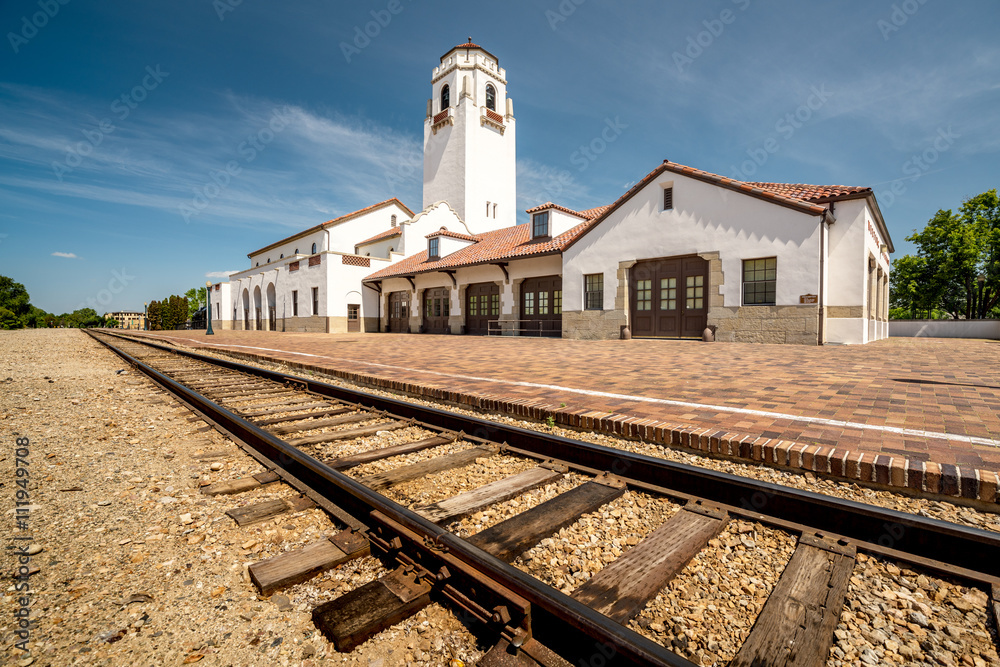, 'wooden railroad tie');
225,495,316,526
251,405,353,427
201,470,281,496
238,398,328,417
358,445,499,492
266,412,371,436
326,435,455,470
730,533,856,667
287,421,408,448
214,387,294,400
570,502,728,624
249,529,370,596
414,466,563,525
